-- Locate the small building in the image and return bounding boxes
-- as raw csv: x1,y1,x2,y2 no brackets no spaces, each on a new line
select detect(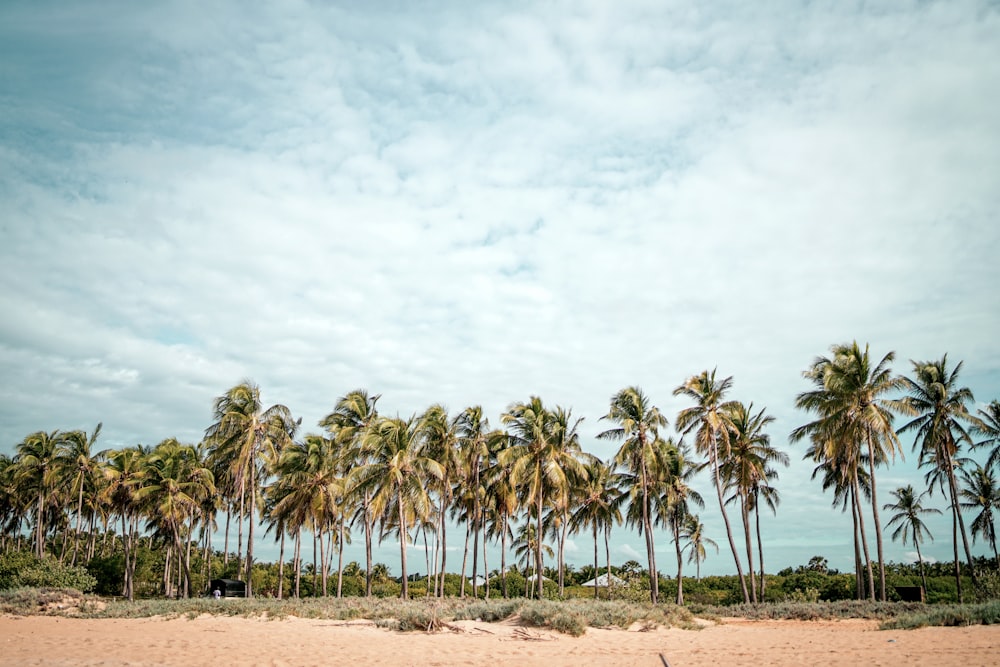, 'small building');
209,579,247,598
581,573,626,587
